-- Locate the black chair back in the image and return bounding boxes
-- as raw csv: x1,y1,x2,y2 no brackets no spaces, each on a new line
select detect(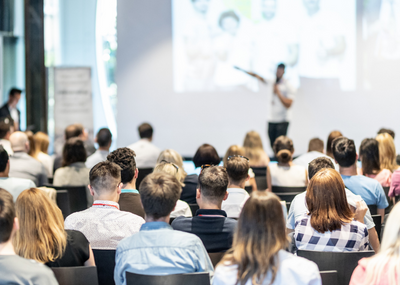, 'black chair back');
252,167,267,176
56,190,71,219
319,270,338,285
297,250,375,285
136,168,154,188
189,204,199,216
255,176,268,191
208,252,225,267
383,186,392,214
272,186,307,193
51,266,98,285
396,195,400,203
244,185,252,194
274,192,301,203
93,249,116,285
126,272,209,285
367,204,378,215
45,184,87,214
372,215,382,242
